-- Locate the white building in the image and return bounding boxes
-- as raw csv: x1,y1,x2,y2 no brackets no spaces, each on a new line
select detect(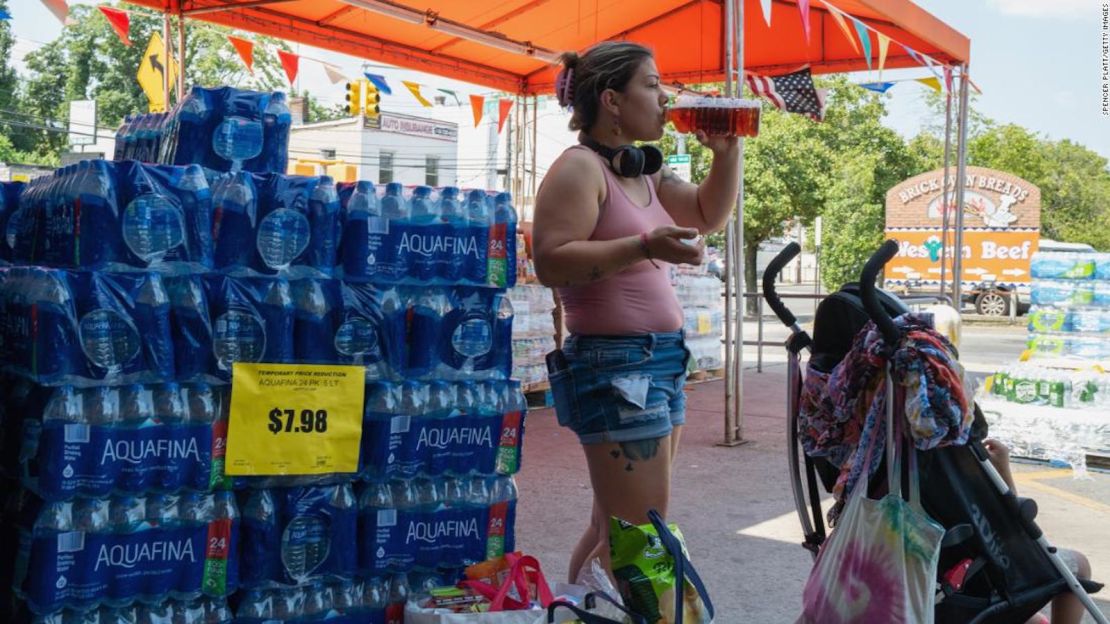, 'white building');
288,111,459,186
